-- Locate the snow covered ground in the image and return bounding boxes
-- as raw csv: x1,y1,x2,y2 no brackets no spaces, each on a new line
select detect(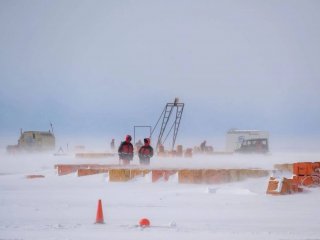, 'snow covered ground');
1,149,320,240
